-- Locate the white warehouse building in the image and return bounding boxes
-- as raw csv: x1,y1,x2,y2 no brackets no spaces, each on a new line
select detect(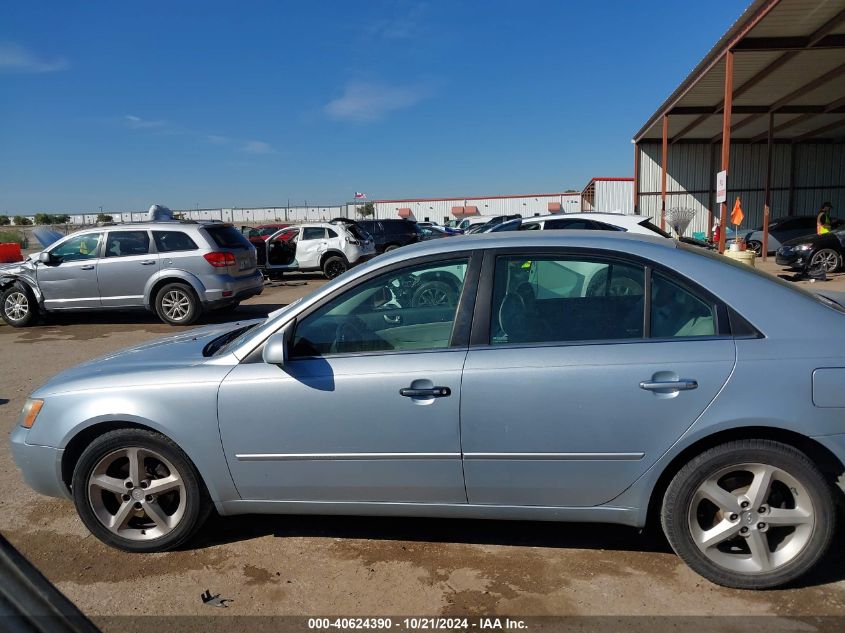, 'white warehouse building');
360,192,583,223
